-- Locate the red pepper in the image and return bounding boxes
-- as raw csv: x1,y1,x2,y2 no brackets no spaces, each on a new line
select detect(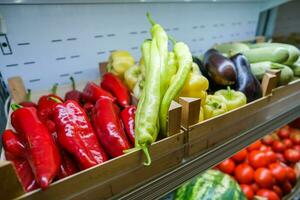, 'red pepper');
2,130,39,192
20,89,37,108
37,83,63,132
83,102,94,115
57,151,78,179
65,76,82,103
120,106,136,144
92,98,131,158
2,129,26,158
82,81,115,104
101,73,131,108
10,104,61,189
51,98,108,169
5,152,39,192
